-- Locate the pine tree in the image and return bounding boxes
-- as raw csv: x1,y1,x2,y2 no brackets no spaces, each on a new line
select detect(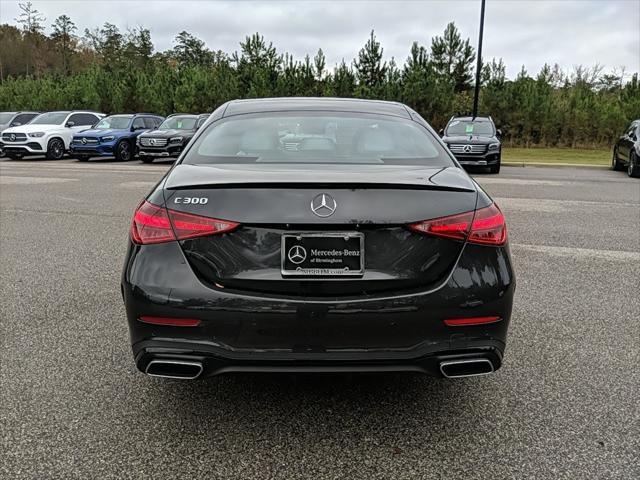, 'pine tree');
353,30,387,97
51,15,77,75
430,22,475,92
15,2,45,76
